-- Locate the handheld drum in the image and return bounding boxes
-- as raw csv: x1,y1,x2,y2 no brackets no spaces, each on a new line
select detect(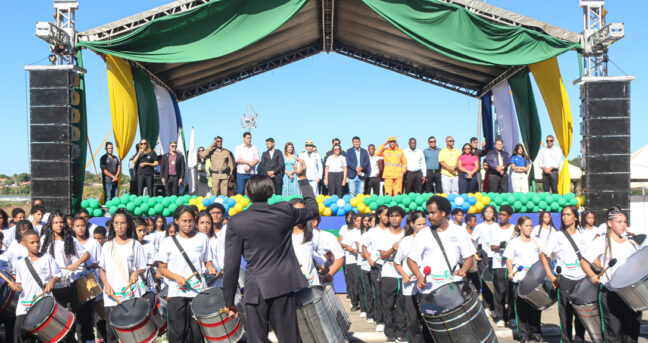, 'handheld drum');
610,247,648,311
517,260,557,310
109,298,158,343
295,286,346,343
191,287,244,343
